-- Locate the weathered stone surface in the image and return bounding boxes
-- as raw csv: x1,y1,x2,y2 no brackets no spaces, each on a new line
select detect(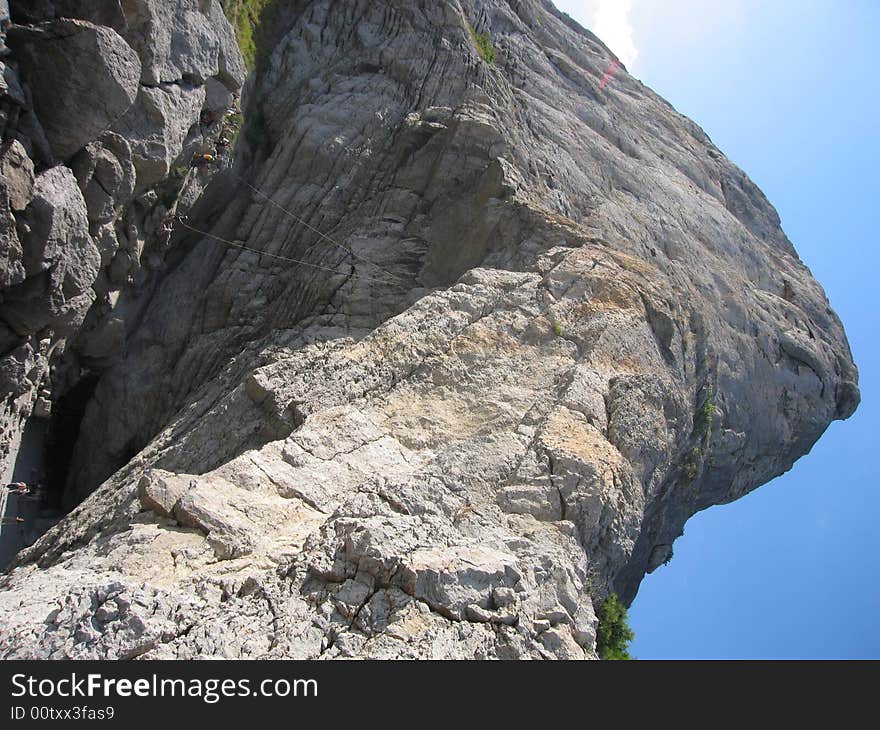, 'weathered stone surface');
0,174,24,289
136,469,193,517
0,139,33,210
0,0,245,488
113,82,207,192
9,0,128,32
1,165,99,335
7,19,141,161
0,335,50,480
70,131,136,225
121,0,246,88
0,0,859,660
0,61,26,108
